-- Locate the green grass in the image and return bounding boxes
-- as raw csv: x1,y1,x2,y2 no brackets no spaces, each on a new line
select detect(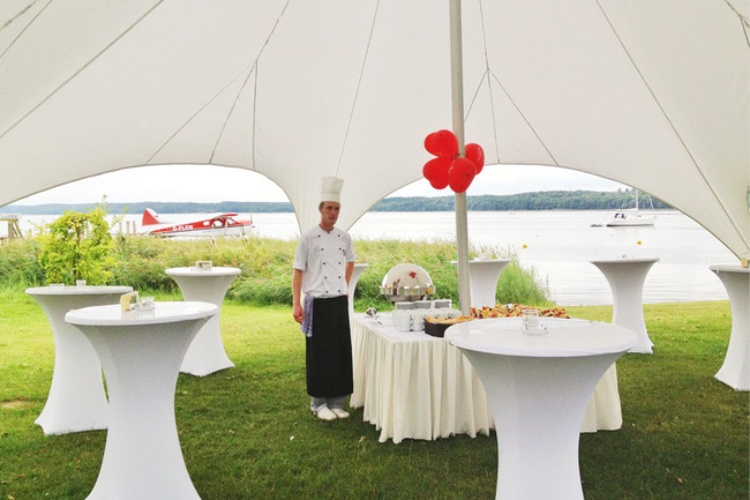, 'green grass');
0,292,747,499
